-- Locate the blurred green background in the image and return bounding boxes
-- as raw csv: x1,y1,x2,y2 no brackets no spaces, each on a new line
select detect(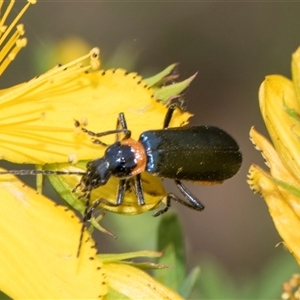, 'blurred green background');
2,1,300,298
